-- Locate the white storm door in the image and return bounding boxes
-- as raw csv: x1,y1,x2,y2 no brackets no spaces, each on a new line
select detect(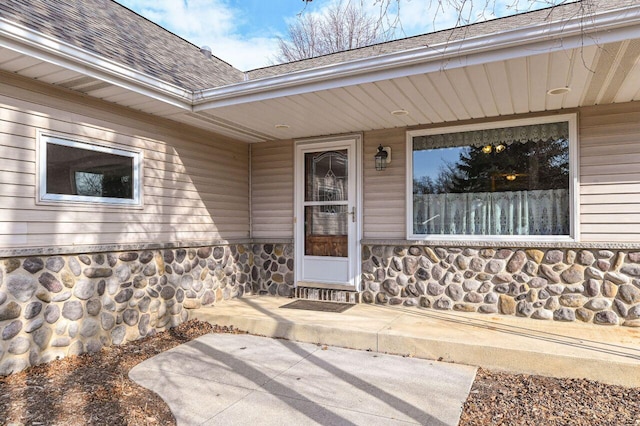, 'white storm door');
295,138,359,287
